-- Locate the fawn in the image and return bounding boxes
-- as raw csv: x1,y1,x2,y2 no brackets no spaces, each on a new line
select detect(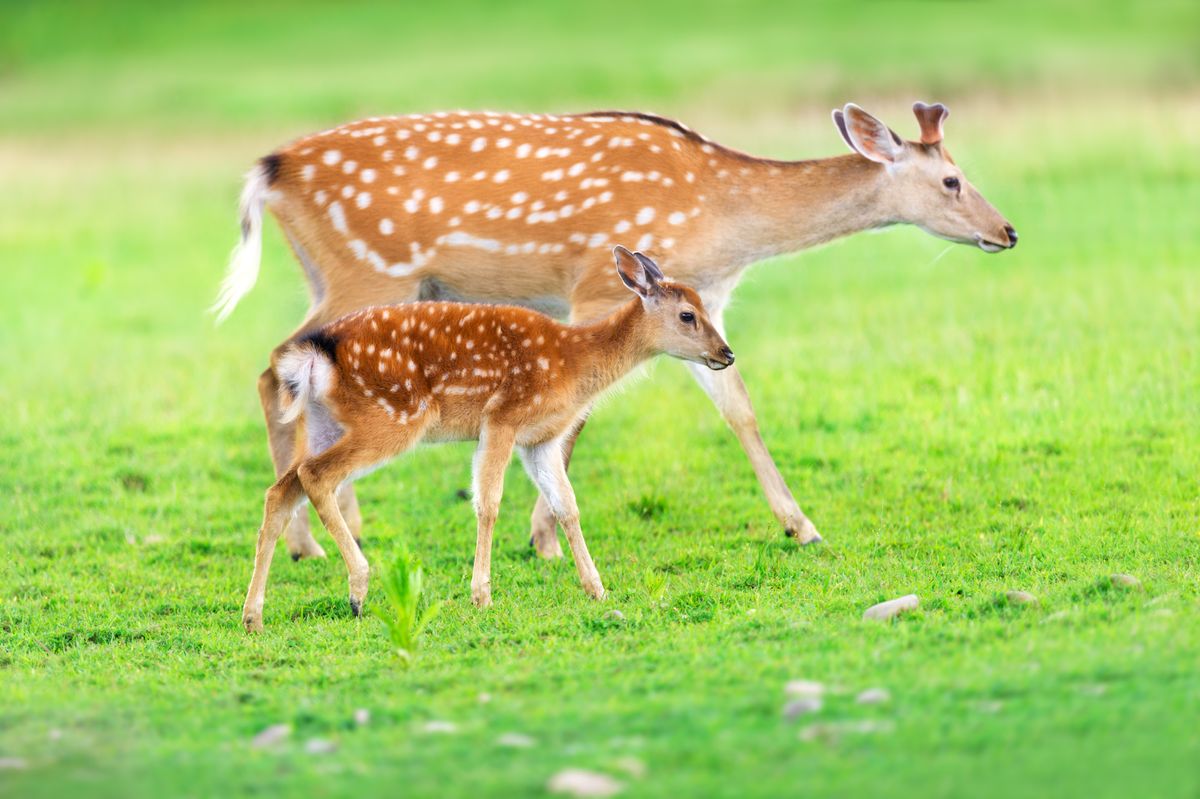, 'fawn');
242,246,734,631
